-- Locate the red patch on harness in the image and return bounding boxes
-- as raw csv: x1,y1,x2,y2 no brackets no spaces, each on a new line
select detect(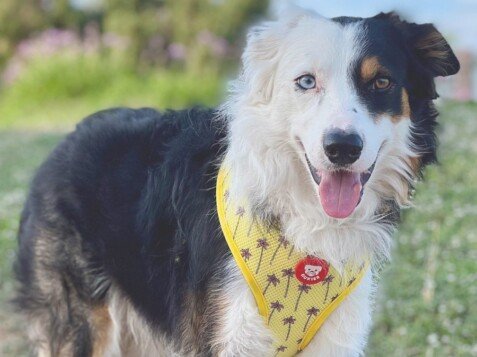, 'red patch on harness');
295,256,329,285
